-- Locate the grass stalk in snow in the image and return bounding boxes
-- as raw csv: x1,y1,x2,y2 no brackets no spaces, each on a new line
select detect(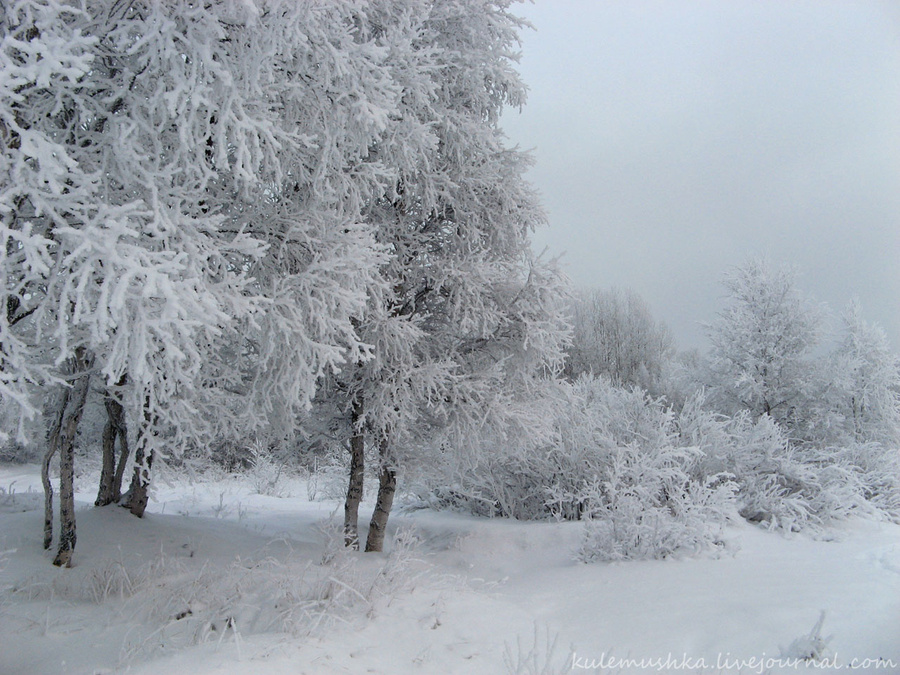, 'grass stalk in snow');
503,624,574,675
